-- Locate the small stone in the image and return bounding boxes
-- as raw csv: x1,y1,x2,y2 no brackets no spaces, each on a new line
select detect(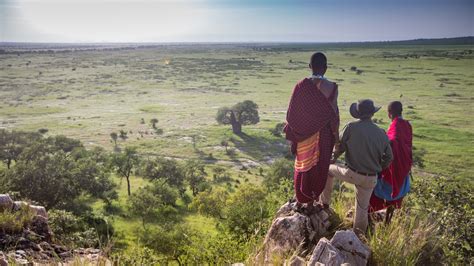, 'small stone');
15,250,26,256
59,251,72,258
